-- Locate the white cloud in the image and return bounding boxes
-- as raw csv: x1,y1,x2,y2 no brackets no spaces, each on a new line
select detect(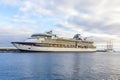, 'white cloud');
0,0,120,47
2,0,120,31
0,0,21,6
11,18,36,24
0,26,36,36
0,26,36,46
59,22,84,33
19,1,34,12
53,28,75,38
